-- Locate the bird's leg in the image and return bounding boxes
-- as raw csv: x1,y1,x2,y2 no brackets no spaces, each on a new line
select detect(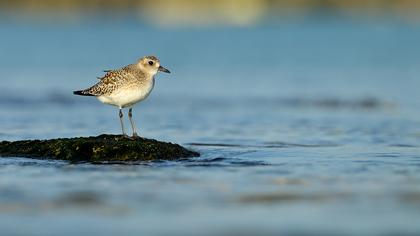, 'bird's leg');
128,108,139,138
119,108,128,137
